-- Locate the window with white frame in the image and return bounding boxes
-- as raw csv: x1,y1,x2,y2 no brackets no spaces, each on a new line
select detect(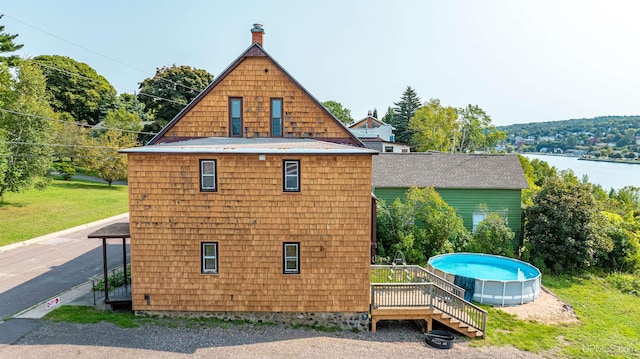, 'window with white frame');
201,242,218,274
283,160,300,192
283,242,299,274
472,212,487,231
200,160,217,192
